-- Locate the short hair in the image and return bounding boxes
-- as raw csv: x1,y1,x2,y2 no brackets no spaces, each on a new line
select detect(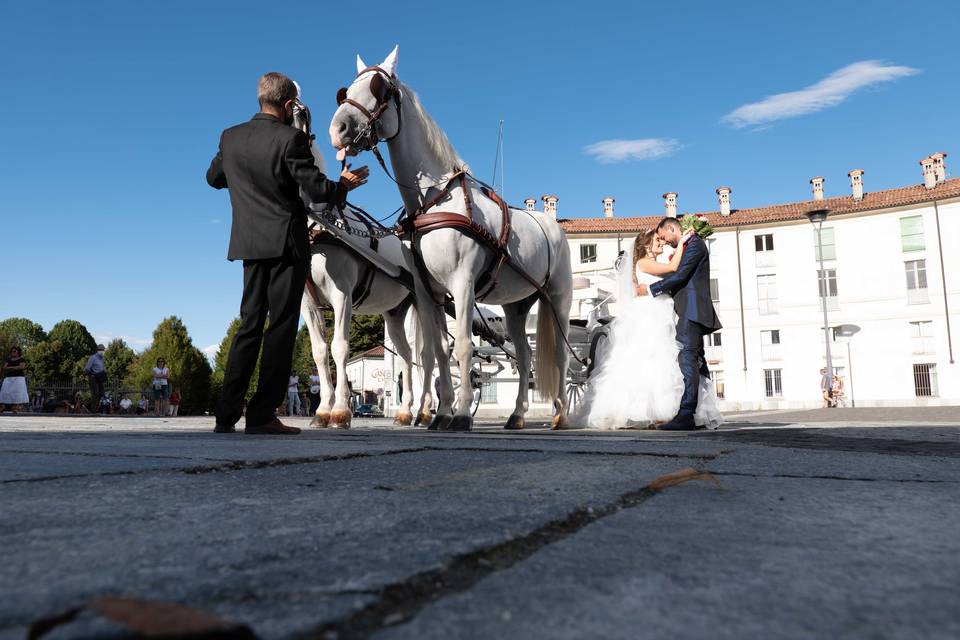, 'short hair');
657,217,681,231
257,72,298,109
